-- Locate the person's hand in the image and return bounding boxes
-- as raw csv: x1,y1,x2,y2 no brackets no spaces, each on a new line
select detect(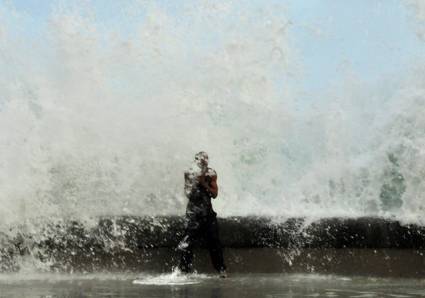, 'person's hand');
197,173,210,189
